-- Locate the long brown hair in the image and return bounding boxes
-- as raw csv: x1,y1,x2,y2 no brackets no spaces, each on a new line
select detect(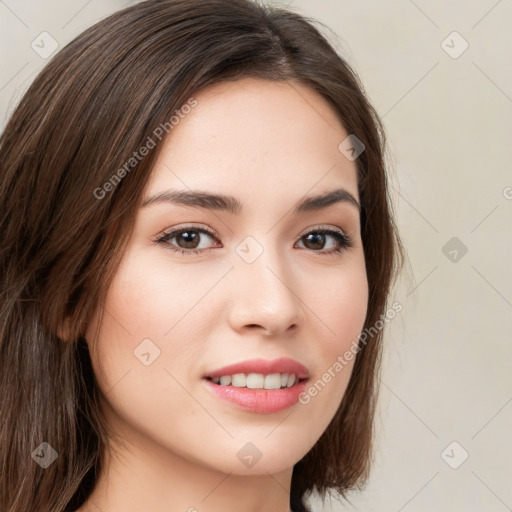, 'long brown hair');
0,1,404,510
